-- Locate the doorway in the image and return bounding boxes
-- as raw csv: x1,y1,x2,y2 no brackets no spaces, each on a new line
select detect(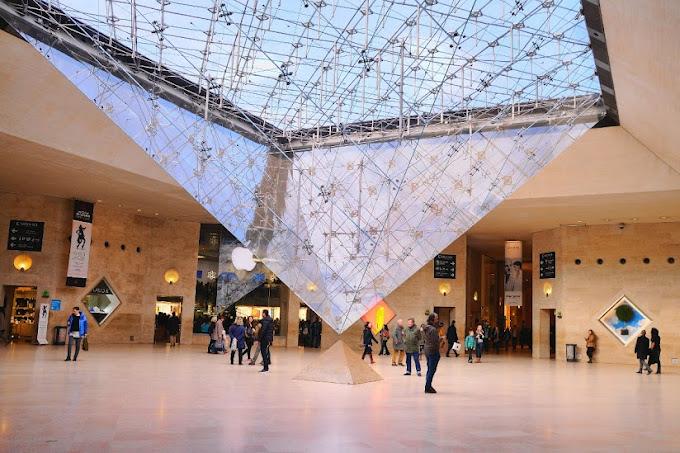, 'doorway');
2,286,37,343
539,308,556,359
154,296,183,344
